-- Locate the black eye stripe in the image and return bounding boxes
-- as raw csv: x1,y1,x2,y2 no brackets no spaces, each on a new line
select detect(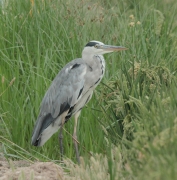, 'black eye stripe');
85,42,98,47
